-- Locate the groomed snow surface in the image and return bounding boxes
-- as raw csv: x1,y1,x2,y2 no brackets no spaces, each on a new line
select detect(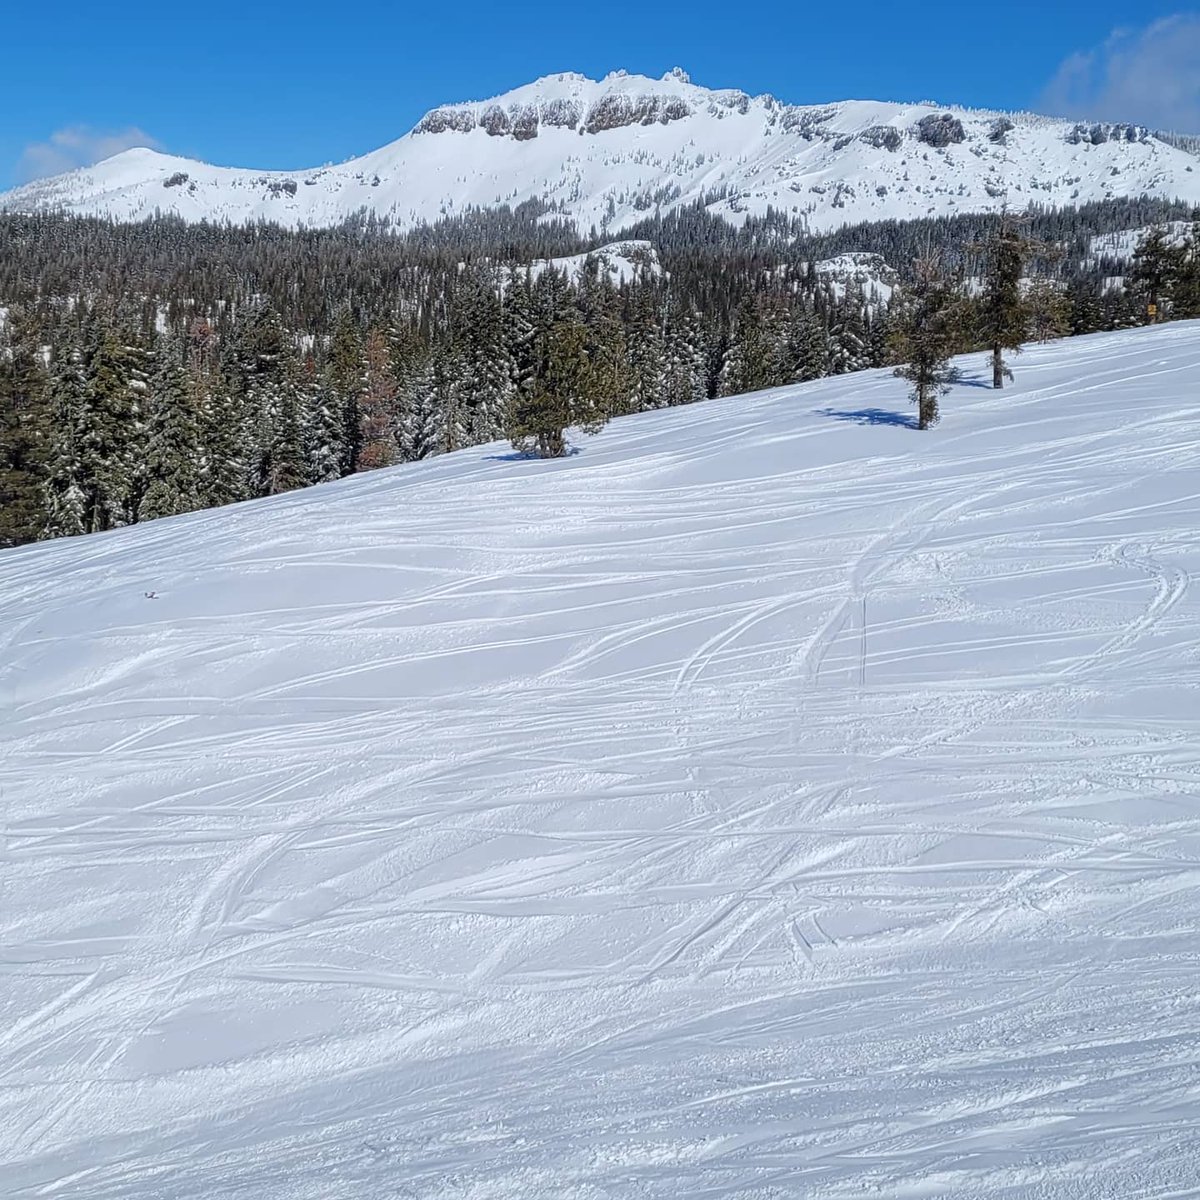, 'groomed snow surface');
4,323,1200,1199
